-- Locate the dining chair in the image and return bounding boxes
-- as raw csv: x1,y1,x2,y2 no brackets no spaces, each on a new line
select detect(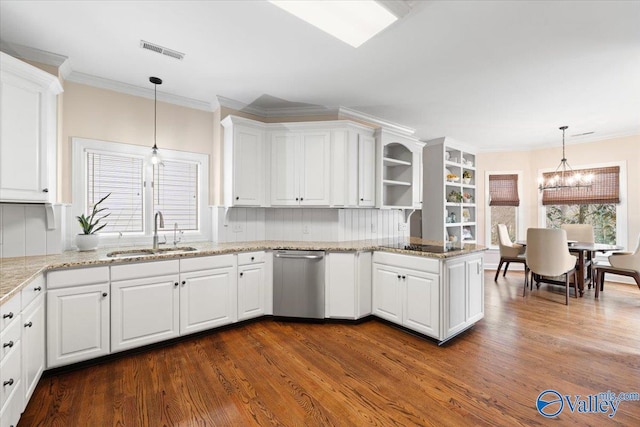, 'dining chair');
494,224,526,282
525,228,578,305
595,234,640,297
560,224,594,243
